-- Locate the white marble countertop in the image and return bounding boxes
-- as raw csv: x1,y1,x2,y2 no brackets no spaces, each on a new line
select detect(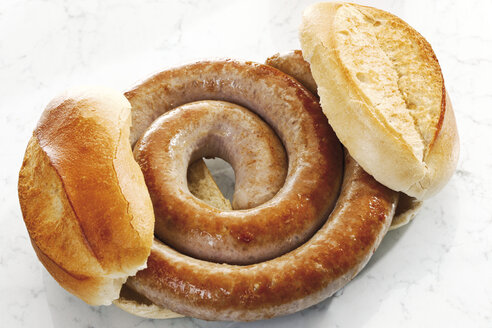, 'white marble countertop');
1,0,491,327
